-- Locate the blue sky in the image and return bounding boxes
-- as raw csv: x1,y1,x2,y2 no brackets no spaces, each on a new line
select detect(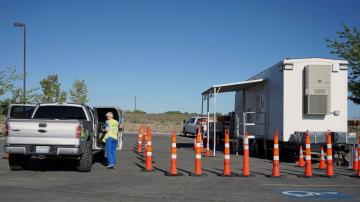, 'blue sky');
0,0,359,117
